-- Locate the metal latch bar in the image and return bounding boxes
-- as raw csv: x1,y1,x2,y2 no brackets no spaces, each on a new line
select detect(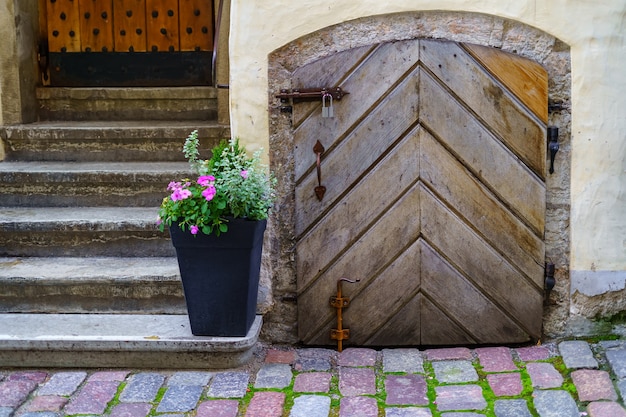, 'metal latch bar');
276,87,349,103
